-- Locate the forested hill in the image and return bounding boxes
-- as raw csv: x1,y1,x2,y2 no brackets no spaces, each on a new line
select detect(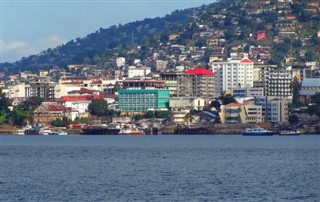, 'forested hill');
0,5,206,73
1,0,319,74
